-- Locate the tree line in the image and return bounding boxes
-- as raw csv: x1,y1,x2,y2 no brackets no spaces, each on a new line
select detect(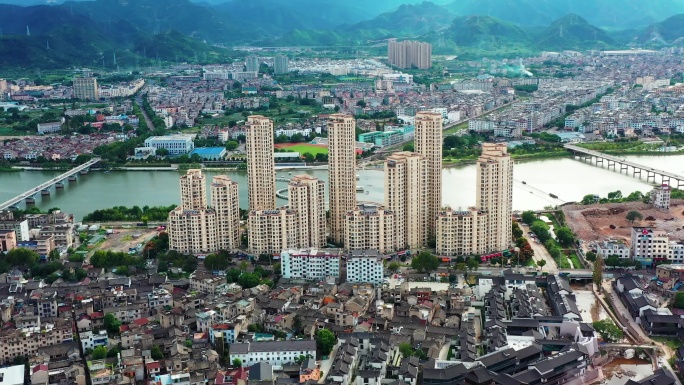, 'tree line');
83,205,176,222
